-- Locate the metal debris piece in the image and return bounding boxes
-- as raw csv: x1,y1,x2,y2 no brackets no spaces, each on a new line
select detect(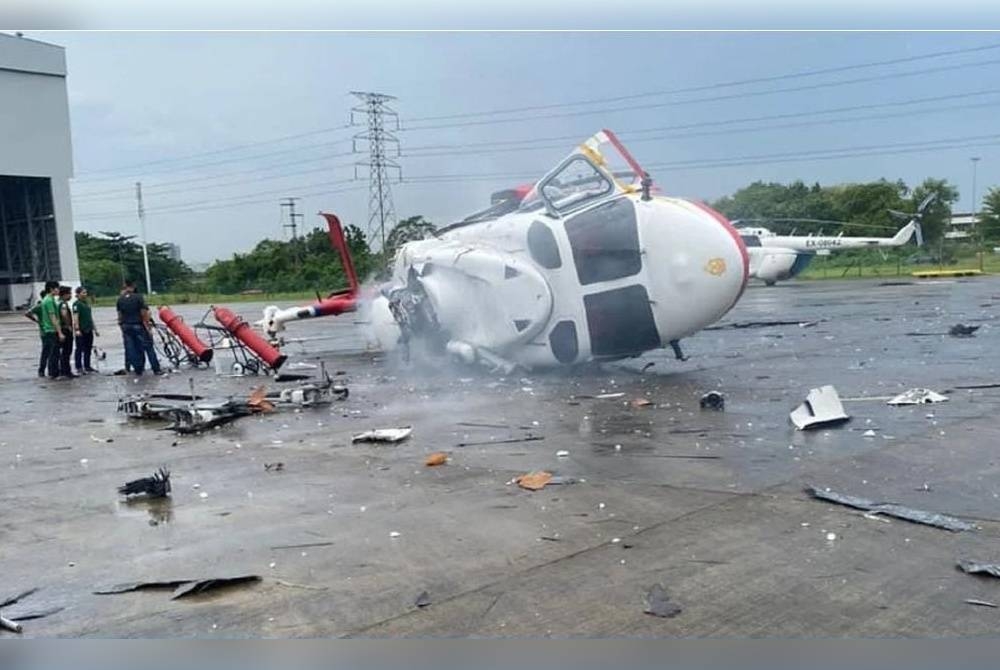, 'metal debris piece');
595,392,625,399
0,614,21,634
414,590,432,608
807,487,974,532
957,560,1000,578
118,467,171,498
457,435,544,447
264,462,285,472
699,391,725,411
965,599,999,608
949,323,980,338
644,584,682,618
631,398,653,408
352,427,413,443
171,575,261,600
94,574,261,600
516,471,553,491
790,386,850,430
887,388,948,406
